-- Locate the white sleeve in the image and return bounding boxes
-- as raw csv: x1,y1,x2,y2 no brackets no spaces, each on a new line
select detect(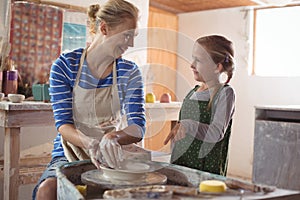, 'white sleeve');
180,87,235,143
